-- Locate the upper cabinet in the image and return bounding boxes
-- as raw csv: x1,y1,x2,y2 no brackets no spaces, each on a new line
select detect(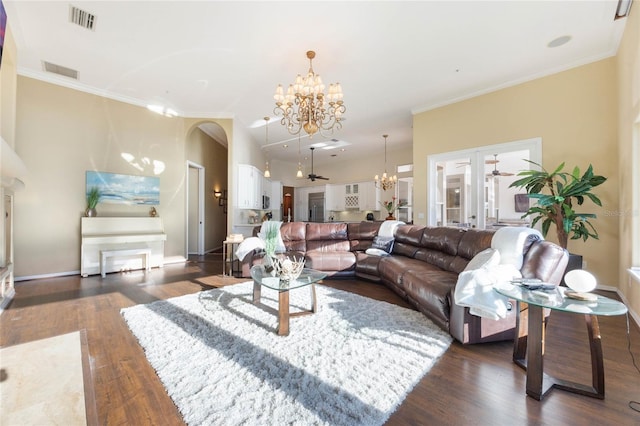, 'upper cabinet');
325,184,345,211
325,181,381,211
359,181,381,211
236,164,264,209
